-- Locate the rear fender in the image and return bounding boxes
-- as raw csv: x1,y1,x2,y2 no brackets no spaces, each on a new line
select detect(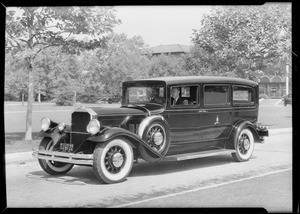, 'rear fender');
87,127,163,159
226,120,261,149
